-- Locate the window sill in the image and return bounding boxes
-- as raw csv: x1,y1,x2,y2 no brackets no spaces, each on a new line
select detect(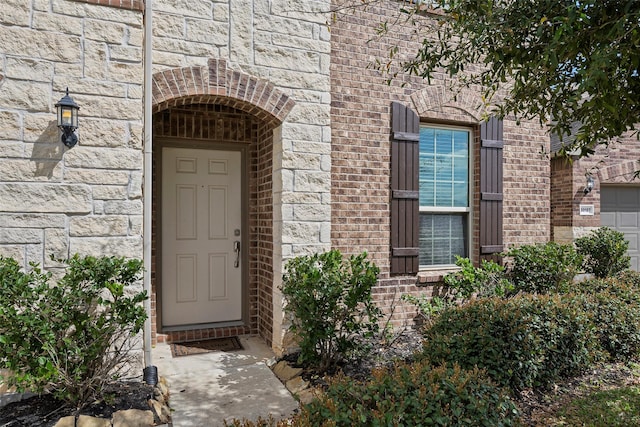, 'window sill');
416,268,458,286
